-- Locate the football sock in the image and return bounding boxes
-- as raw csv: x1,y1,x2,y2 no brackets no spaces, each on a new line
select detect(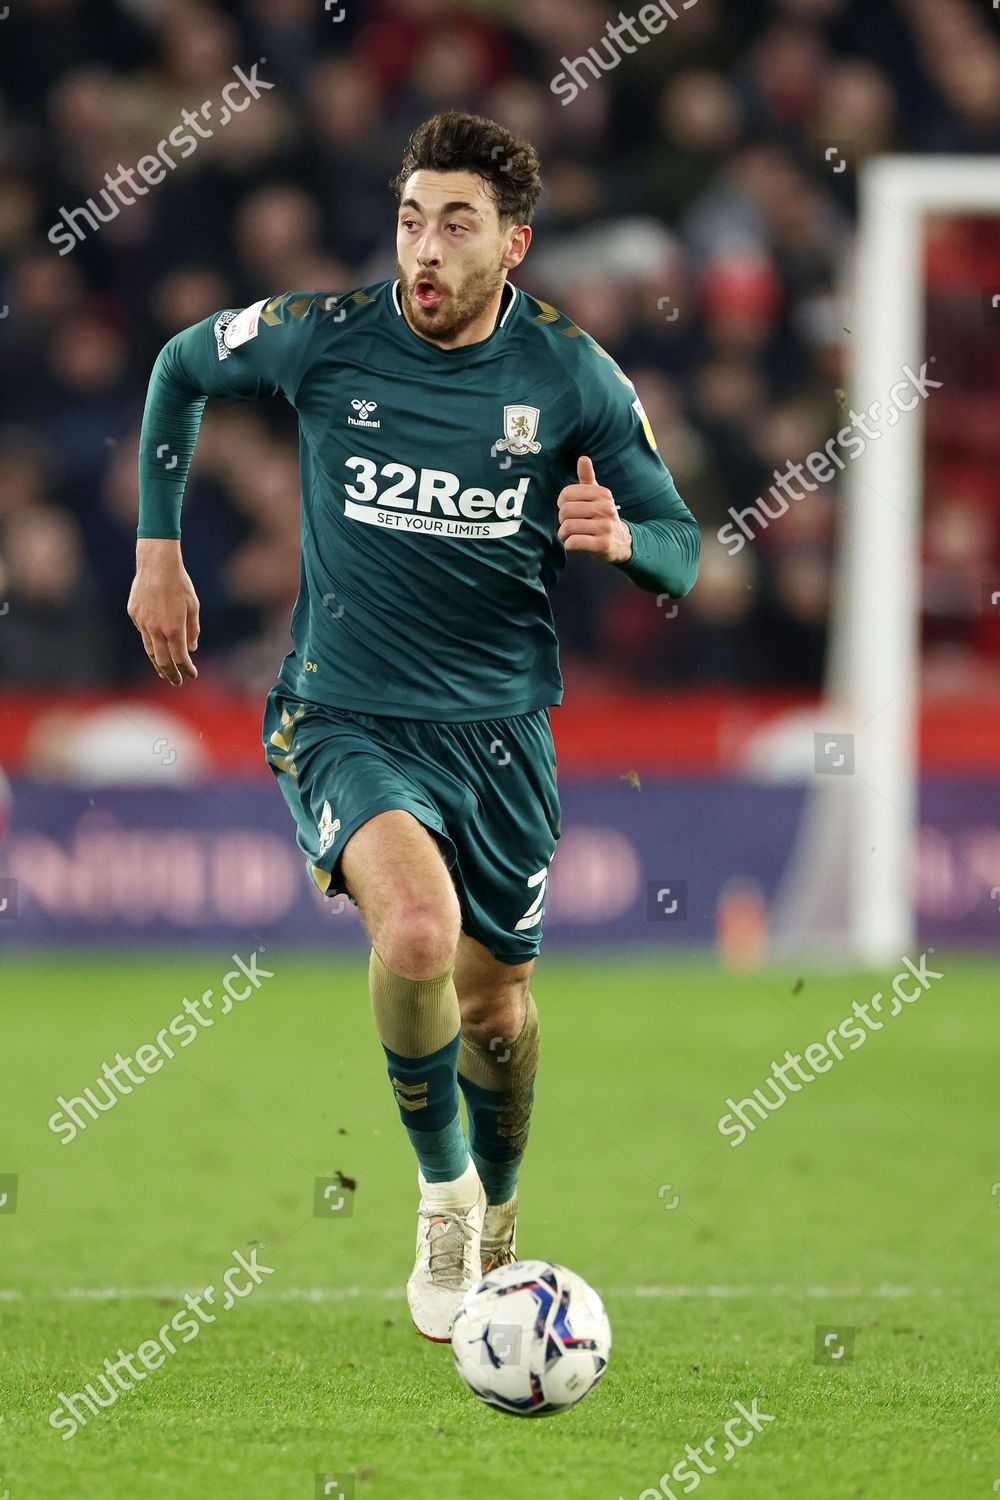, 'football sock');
458,991,539,1206
418,1157,482,1207
369,946,470,1185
